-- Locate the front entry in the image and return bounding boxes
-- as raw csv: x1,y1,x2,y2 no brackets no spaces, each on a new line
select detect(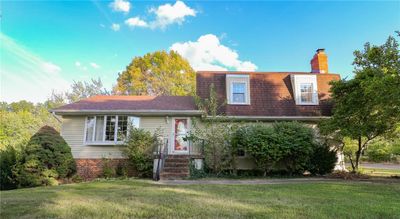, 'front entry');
172,118,189,154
